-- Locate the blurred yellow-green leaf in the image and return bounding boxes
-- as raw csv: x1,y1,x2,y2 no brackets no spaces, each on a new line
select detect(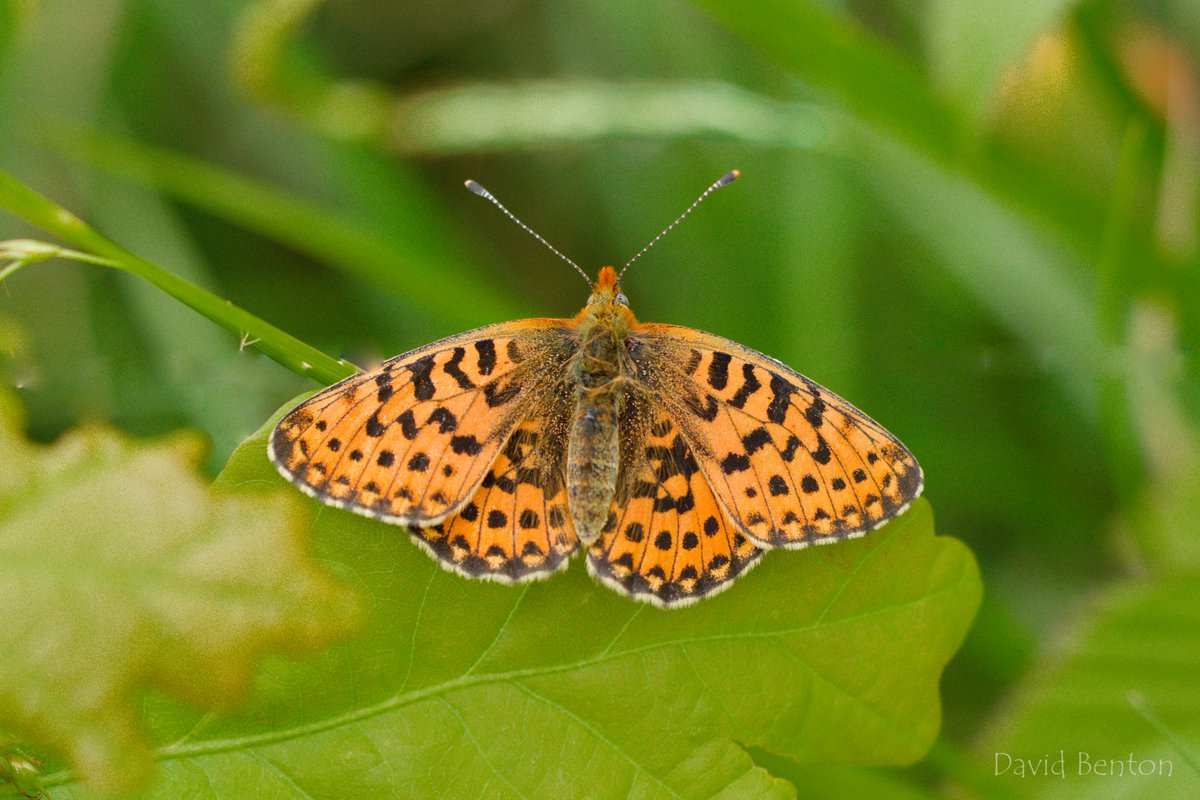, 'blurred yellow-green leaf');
0,391,362,796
